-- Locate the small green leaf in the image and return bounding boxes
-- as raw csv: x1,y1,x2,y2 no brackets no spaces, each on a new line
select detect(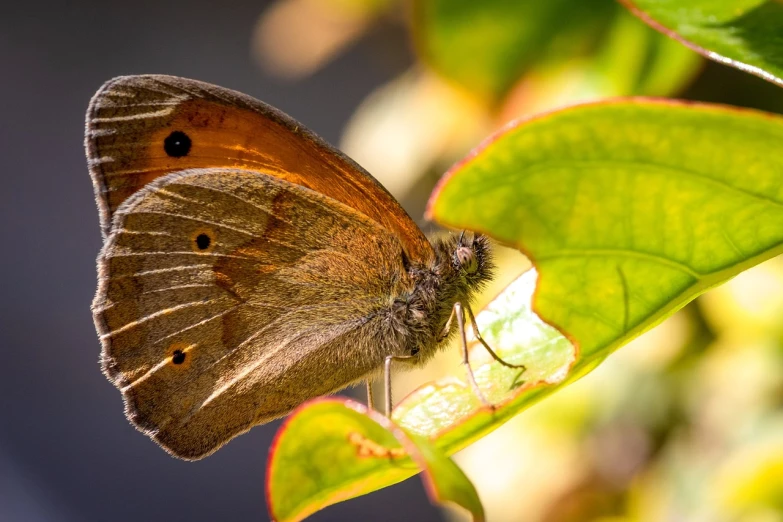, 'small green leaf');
429,99,783,366
621,0,783,87
267,398,485,522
